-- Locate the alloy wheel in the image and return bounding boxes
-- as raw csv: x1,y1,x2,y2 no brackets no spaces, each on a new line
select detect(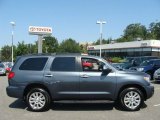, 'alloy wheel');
123,91,141,110
29,92,46,110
